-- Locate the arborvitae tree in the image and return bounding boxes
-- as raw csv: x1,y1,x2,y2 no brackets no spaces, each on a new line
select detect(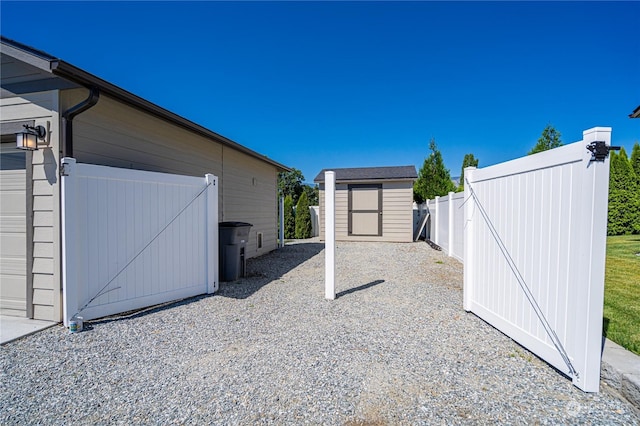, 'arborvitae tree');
631,141,640,185
413,138,456,203
284,195,296,239
631,142,640,234
607,148,640,235
295,191,312,239
457,153,479,191
528,124,563,155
